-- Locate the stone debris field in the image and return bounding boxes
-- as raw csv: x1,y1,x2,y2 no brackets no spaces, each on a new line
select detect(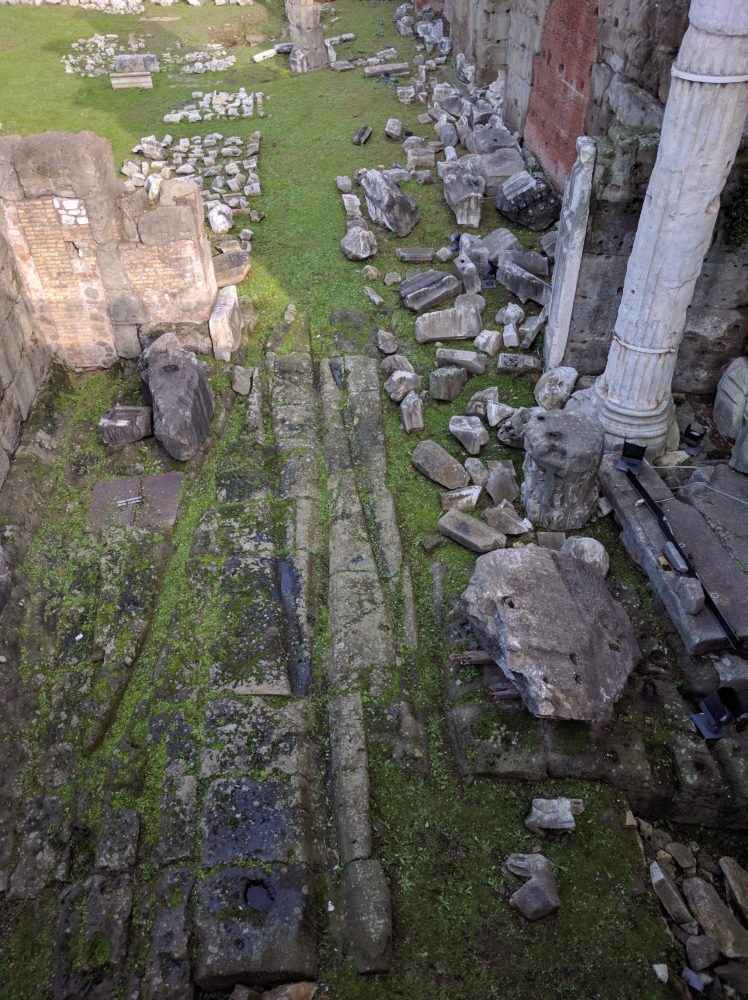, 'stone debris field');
0,0,747,998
